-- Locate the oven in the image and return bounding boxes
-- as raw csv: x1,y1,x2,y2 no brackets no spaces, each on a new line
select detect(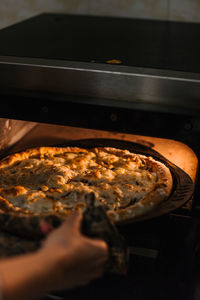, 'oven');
0,13,200,300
